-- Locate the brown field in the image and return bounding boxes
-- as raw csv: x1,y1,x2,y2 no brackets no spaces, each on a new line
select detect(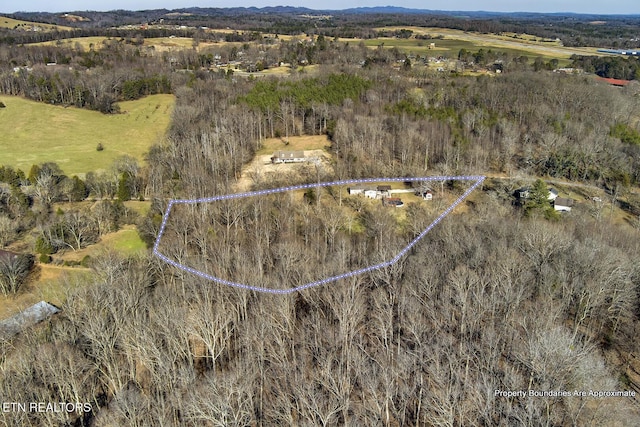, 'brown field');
371,26,603,59
256,134,331,155
0,15,73,31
